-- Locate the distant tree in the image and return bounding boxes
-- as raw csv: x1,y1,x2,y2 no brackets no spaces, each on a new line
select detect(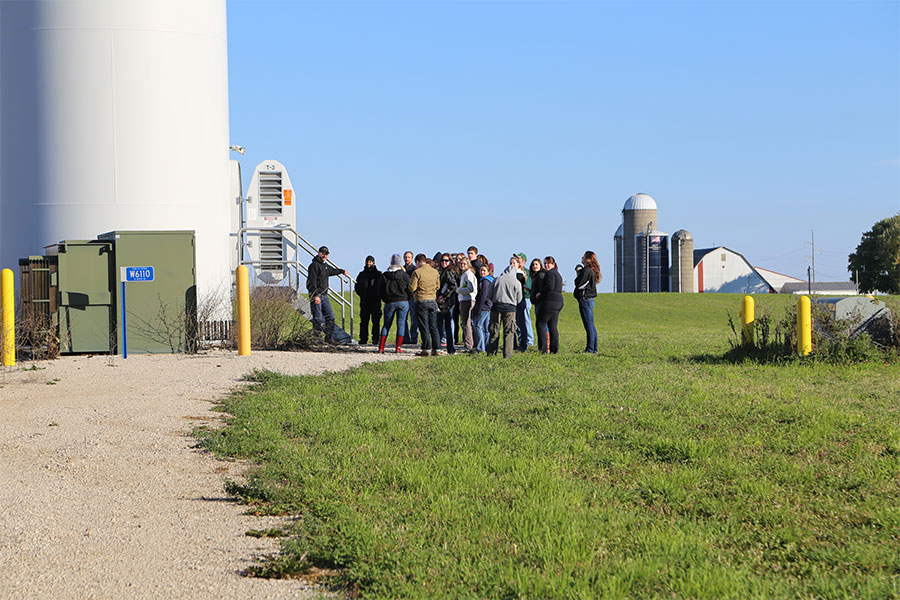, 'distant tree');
848,212,900,294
